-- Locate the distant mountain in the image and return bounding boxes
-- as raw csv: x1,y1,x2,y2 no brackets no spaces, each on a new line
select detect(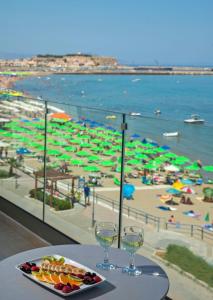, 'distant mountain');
0,51,34,59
